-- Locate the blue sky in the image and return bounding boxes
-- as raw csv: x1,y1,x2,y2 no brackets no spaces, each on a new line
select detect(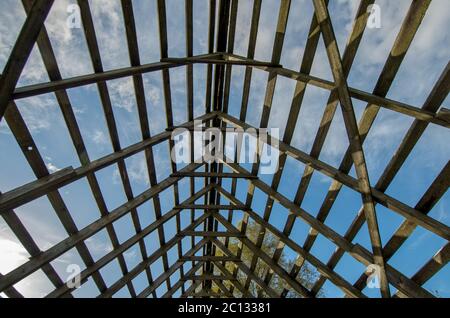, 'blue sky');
0,0,449,298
